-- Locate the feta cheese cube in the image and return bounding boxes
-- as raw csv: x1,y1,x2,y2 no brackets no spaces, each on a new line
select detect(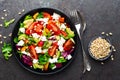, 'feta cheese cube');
40,36,47,41
21,51,31,56
19,28,25,33
58,37,66,46
59,46,64,52
33,59,38,63
60,23,66,30
36,18,49,26
17,40,24,46
66,54,72,60
32,33,40,38
35,47,42,53
52,13,60,20
42,49,48,53
49,58,58,63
